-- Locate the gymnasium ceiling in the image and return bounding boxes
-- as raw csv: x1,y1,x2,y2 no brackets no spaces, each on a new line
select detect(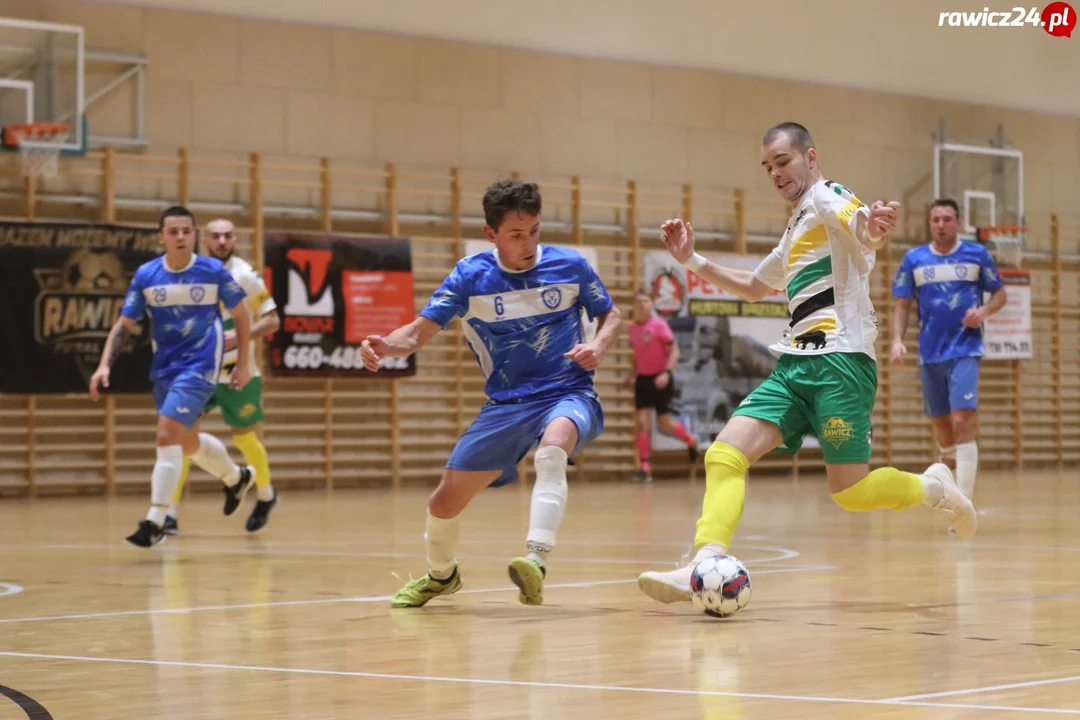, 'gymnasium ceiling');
94,0,1080,117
